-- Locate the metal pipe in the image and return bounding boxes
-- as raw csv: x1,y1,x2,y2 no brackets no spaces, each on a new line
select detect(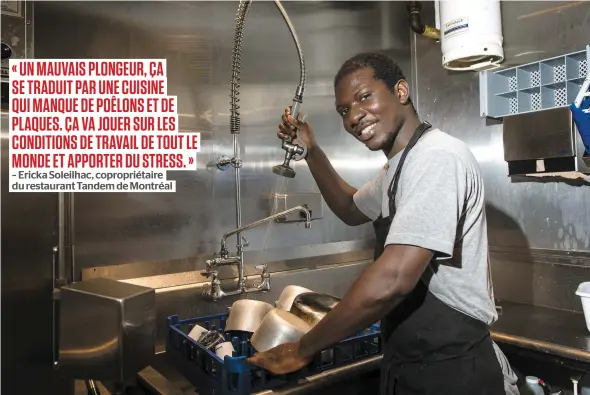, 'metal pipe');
233,134,245,289
407,1,441,40
228,0,252,290
434,0,441,30
221,205,311,252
